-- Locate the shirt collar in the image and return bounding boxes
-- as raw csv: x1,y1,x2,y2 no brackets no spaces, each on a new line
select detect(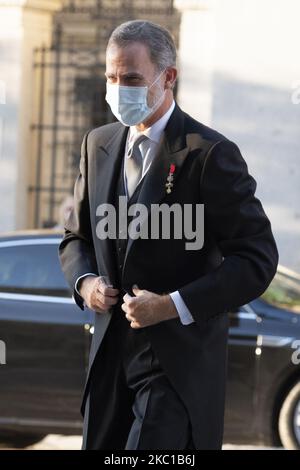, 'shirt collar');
128,100,176,146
